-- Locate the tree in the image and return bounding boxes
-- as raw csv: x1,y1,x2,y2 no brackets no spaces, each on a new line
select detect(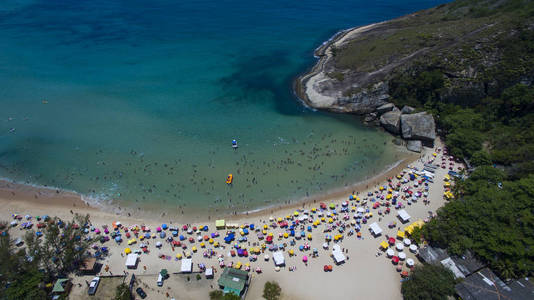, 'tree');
263,281,282,300
470,150,492,166
0,229,47,299
114,283,132,300
401,264,456,300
